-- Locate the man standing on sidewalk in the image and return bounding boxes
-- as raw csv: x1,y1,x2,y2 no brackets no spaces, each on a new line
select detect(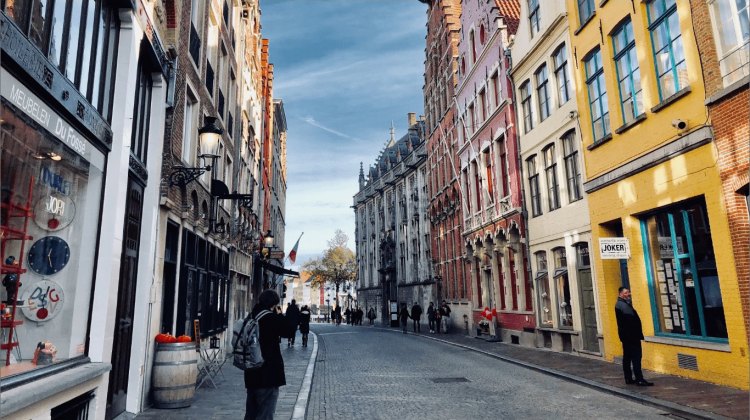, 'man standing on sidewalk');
439,300,452,333
615,287,654,387
410,302,423,333
245,289,294,420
